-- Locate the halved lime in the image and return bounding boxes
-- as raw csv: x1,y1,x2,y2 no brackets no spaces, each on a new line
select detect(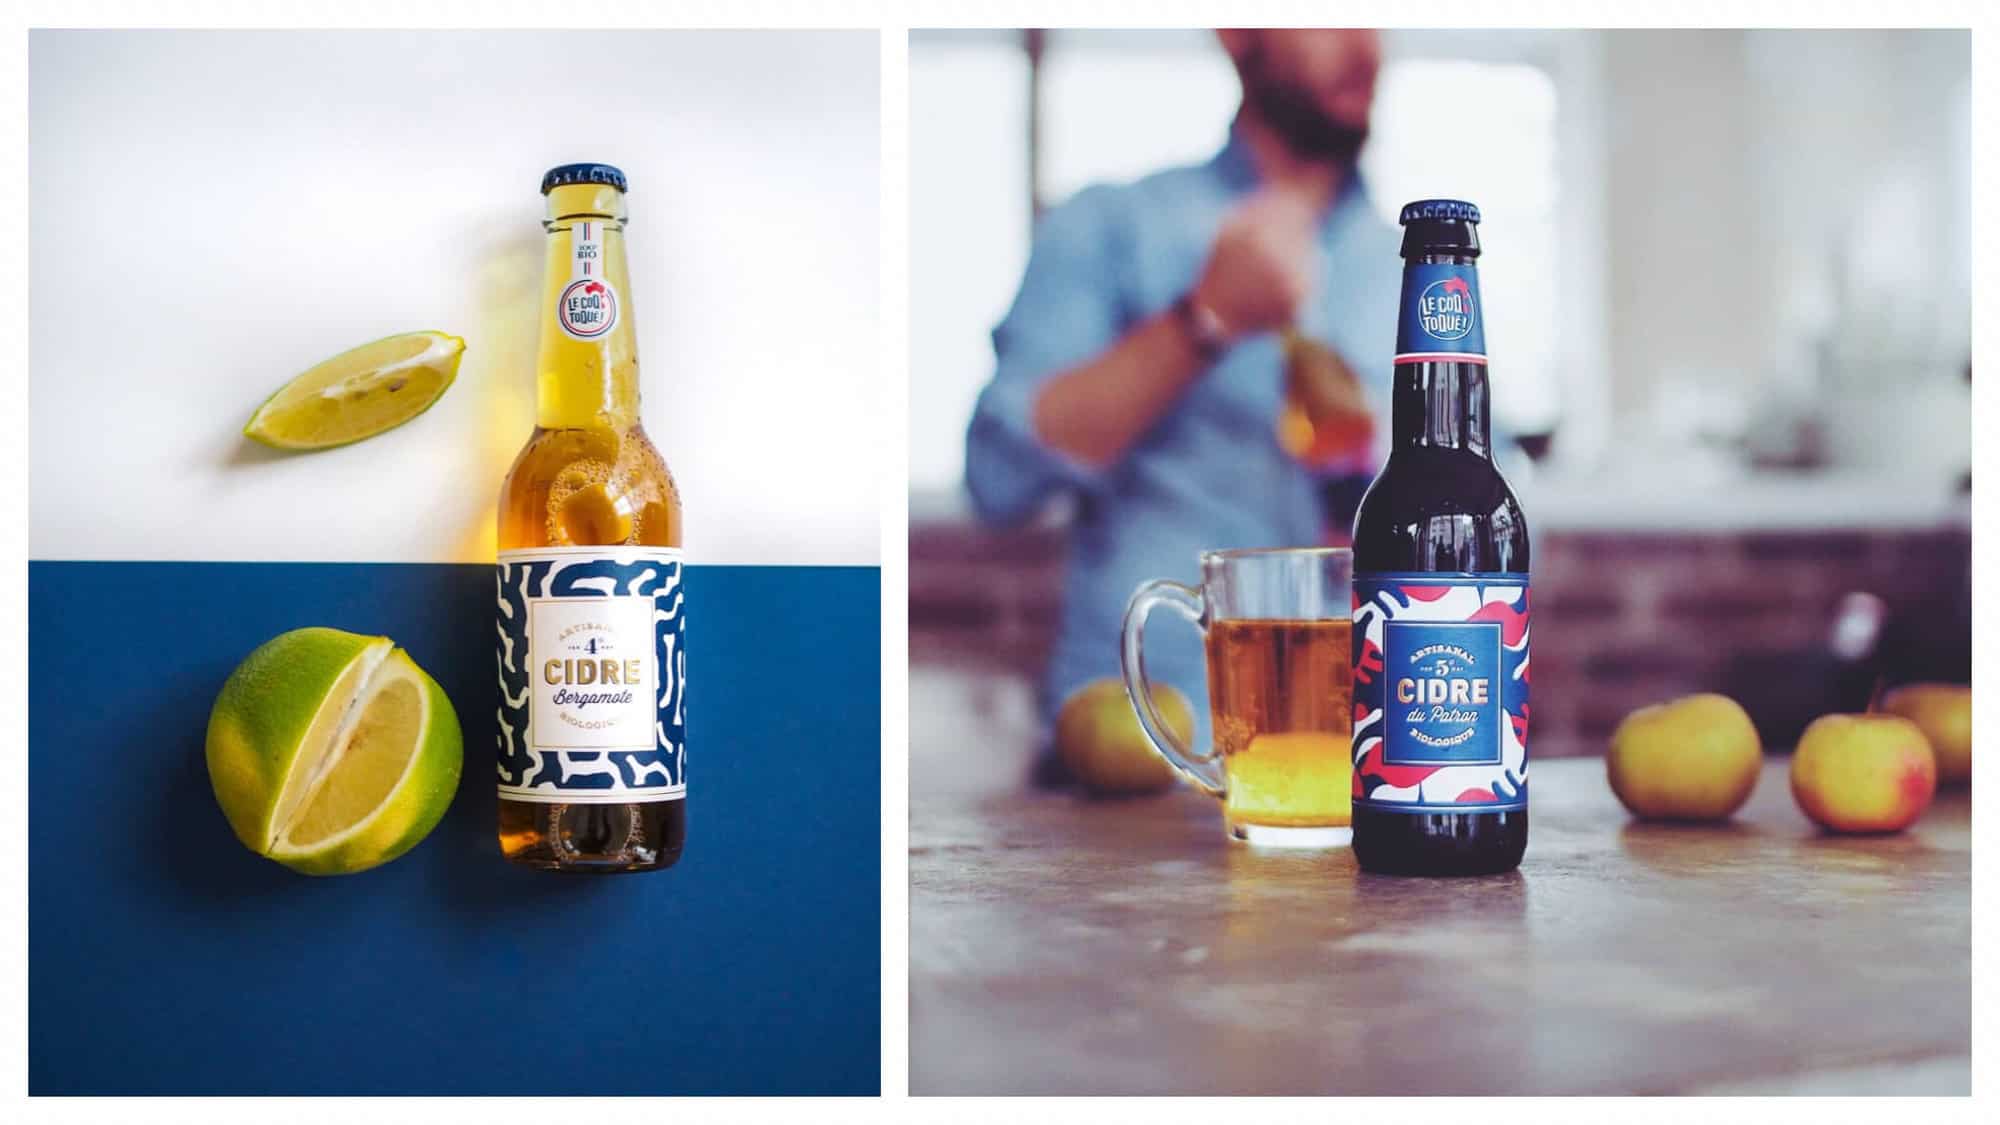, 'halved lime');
243,331,465,450
206,627,464,875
